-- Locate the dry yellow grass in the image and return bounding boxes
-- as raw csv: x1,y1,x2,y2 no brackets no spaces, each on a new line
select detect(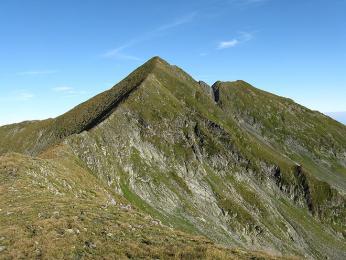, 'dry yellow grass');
0,147,296,259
